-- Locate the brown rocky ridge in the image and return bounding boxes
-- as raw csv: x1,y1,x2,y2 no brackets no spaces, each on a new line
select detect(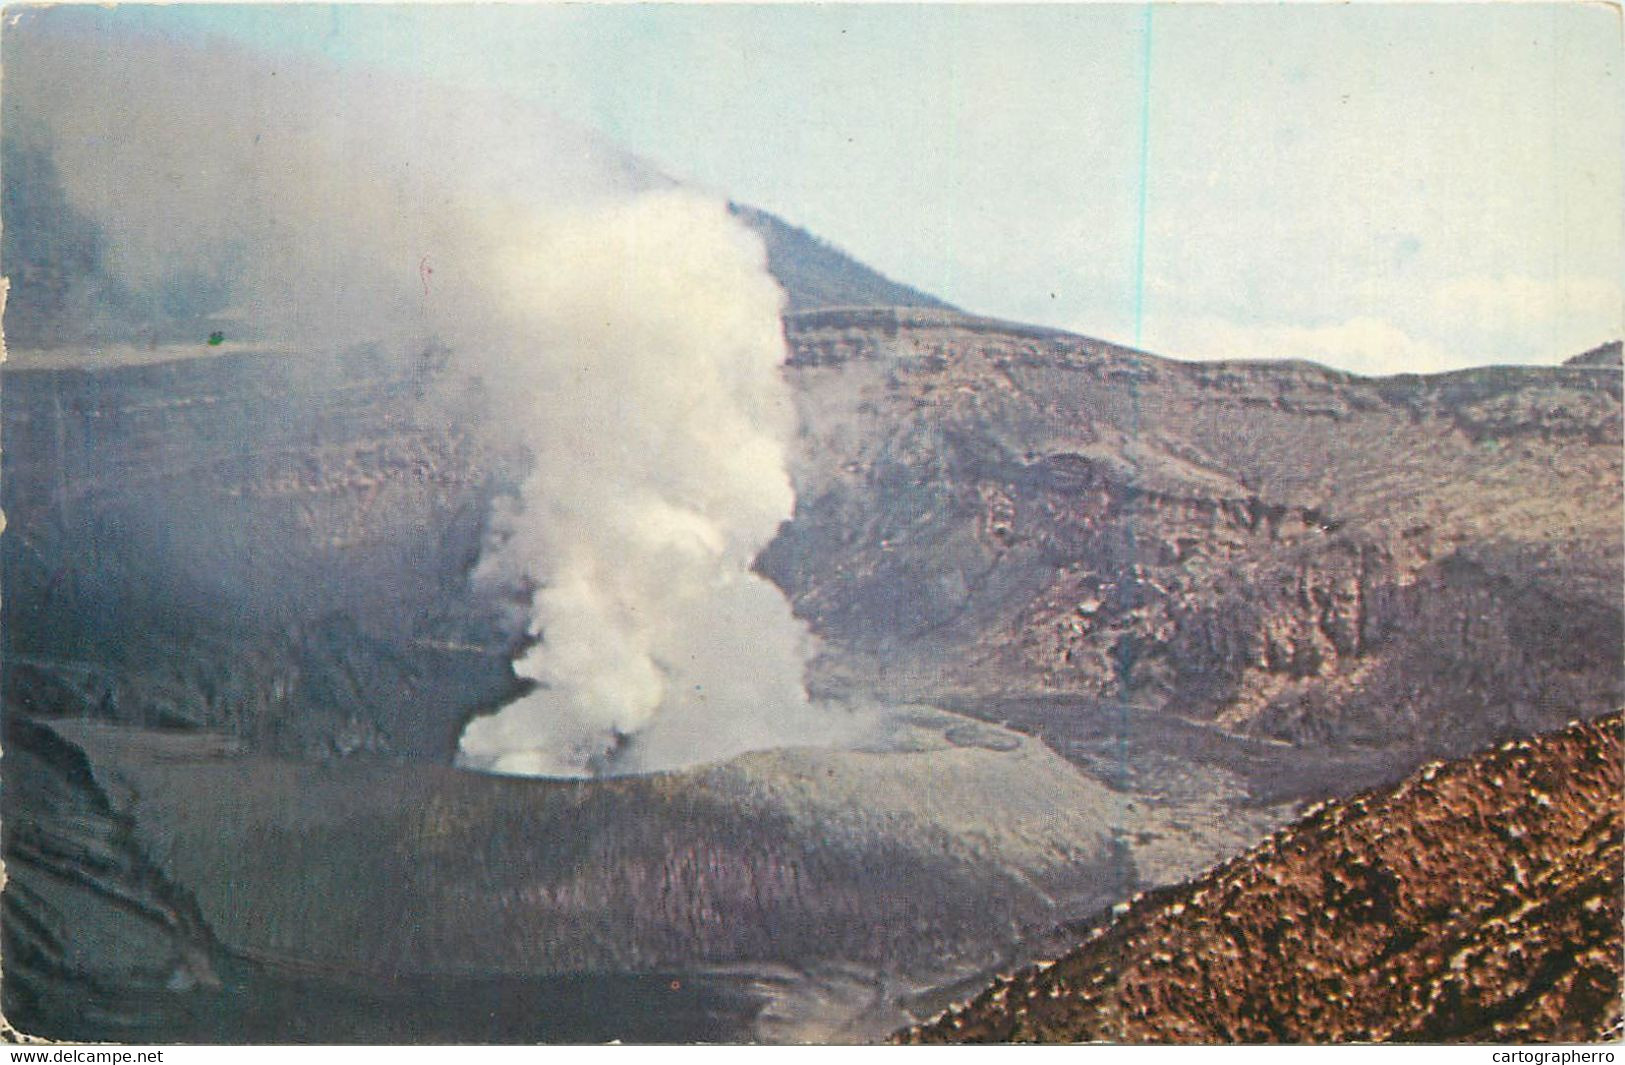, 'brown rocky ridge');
4,123,1621,1038
897,711,1624,1044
